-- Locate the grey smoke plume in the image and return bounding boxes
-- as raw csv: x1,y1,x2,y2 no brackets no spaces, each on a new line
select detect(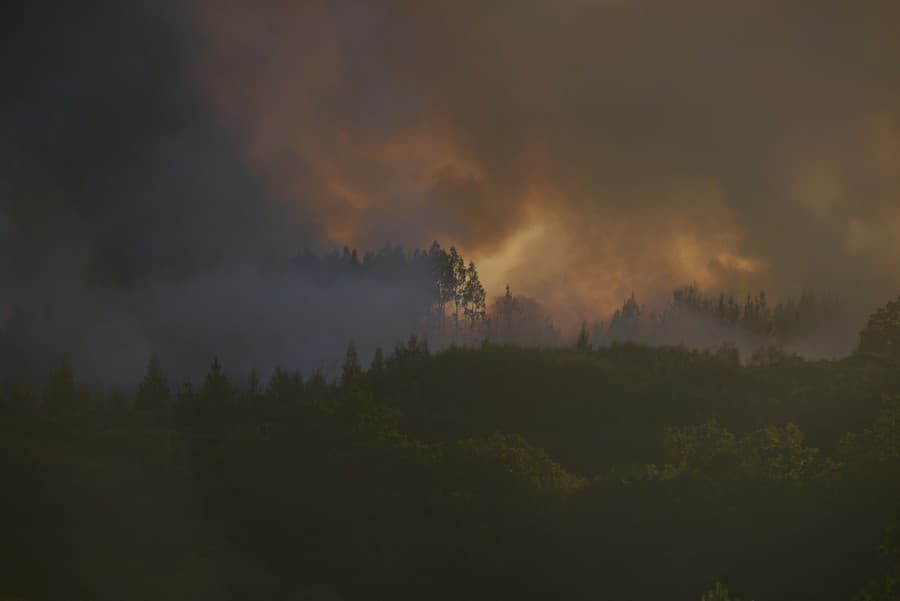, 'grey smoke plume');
4,1,898,387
